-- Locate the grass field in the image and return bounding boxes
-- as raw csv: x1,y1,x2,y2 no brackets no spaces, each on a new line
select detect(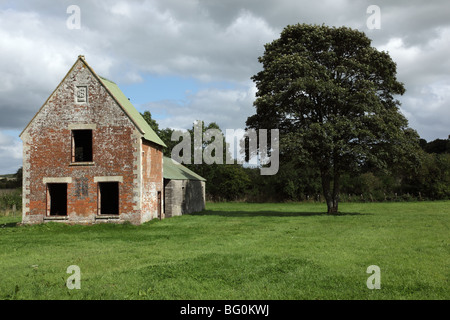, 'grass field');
0,201,448,300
